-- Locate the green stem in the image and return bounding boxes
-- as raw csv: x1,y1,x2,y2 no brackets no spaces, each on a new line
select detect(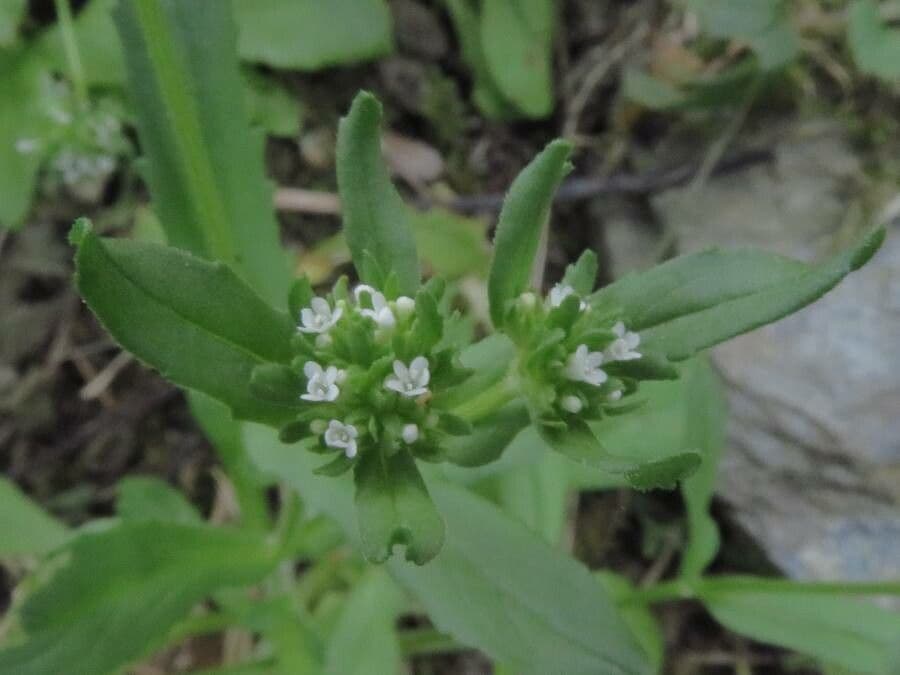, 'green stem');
624,575,900,606
398,628,465,656
53,0,88,109
452,375,519,422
